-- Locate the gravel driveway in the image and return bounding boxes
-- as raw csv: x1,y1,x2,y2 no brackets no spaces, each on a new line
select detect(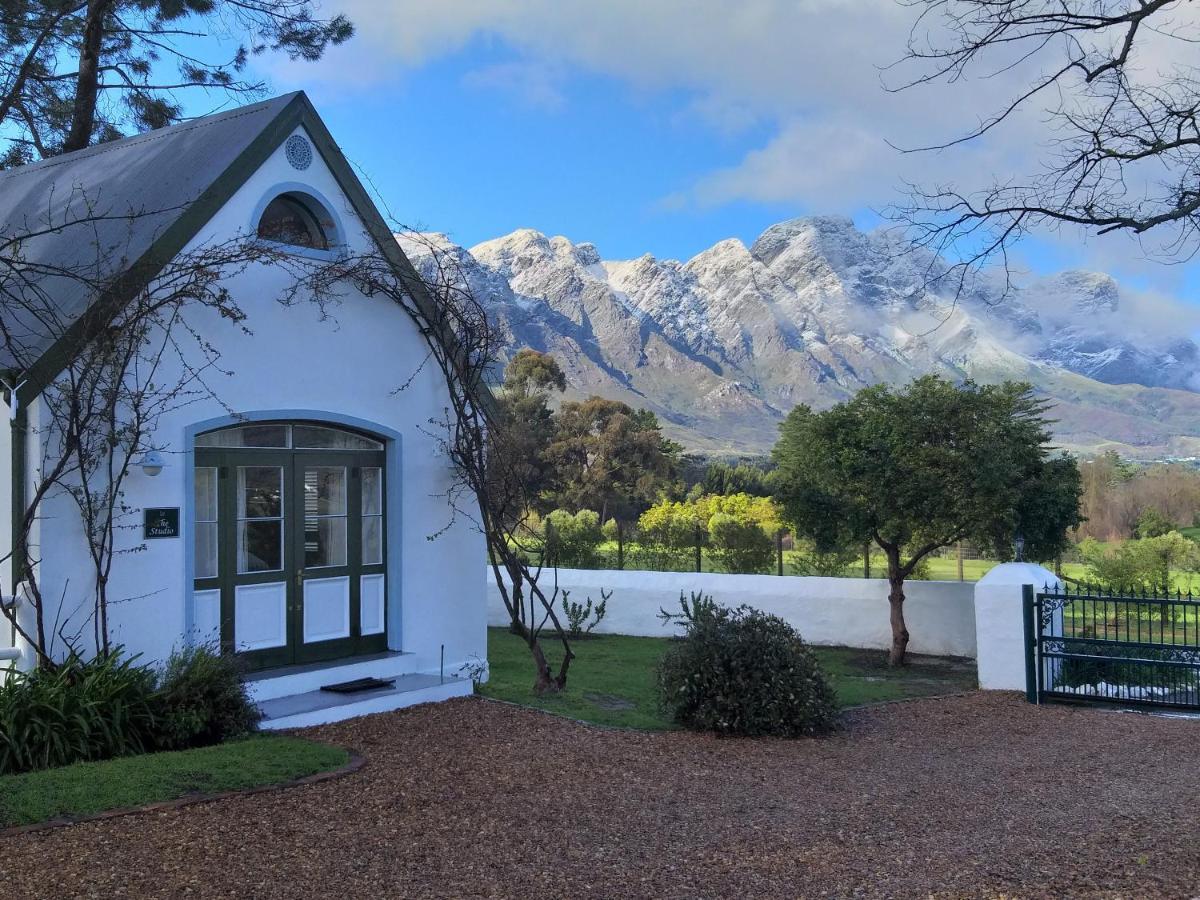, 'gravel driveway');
2,693,1198,898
